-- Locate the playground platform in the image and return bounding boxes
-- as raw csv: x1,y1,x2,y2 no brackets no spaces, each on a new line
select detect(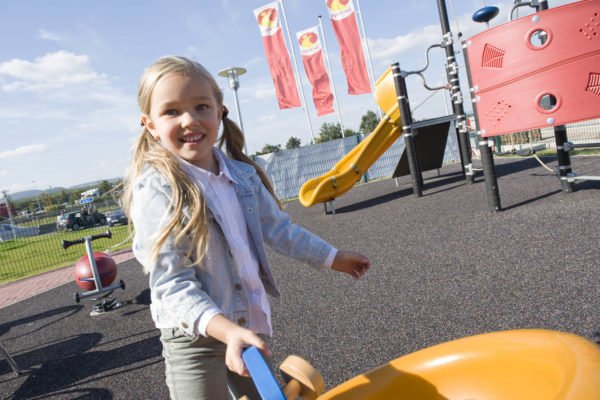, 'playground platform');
0,156,598,399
